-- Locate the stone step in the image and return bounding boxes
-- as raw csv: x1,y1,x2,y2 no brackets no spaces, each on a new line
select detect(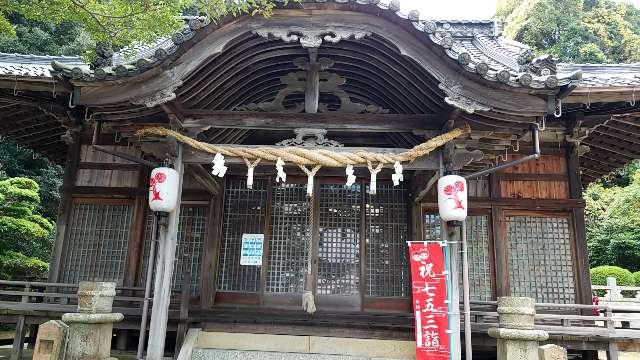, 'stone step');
191,349,407,360
178,330,414,360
